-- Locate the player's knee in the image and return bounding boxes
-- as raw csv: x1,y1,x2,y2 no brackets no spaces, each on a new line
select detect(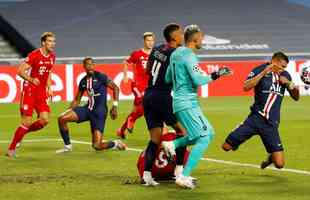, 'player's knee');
274,159,285,169
222,142,232,151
